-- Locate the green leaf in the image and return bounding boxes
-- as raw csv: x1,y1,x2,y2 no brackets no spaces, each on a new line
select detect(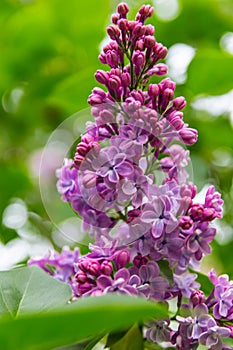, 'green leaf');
0,294,167,350
187,49,233,95
195,271,213,295
110,324,144,350
0,265,72,318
